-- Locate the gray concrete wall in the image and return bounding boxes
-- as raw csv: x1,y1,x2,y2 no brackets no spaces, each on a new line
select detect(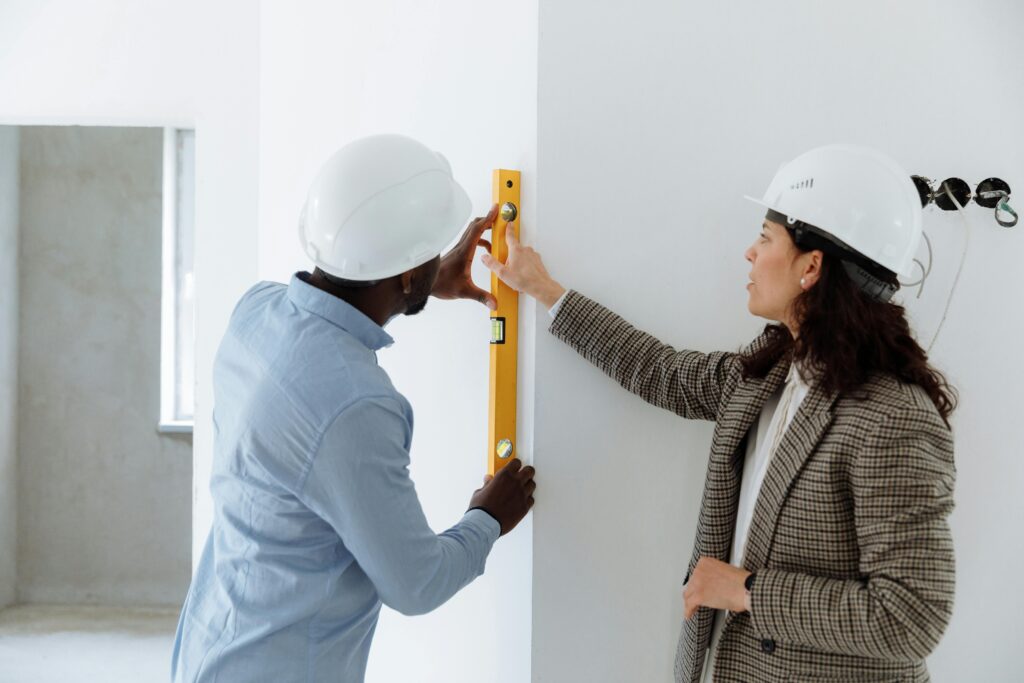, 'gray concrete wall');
17,126,191,606
0,127,19,609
